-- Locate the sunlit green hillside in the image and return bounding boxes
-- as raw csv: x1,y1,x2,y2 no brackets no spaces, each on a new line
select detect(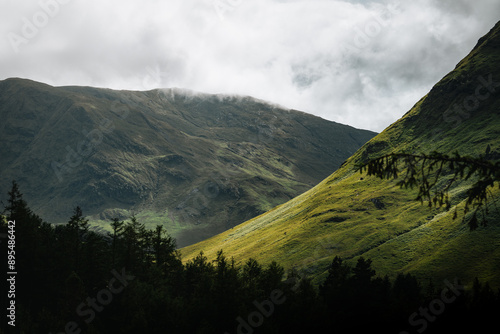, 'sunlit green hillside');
181,21,500,287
